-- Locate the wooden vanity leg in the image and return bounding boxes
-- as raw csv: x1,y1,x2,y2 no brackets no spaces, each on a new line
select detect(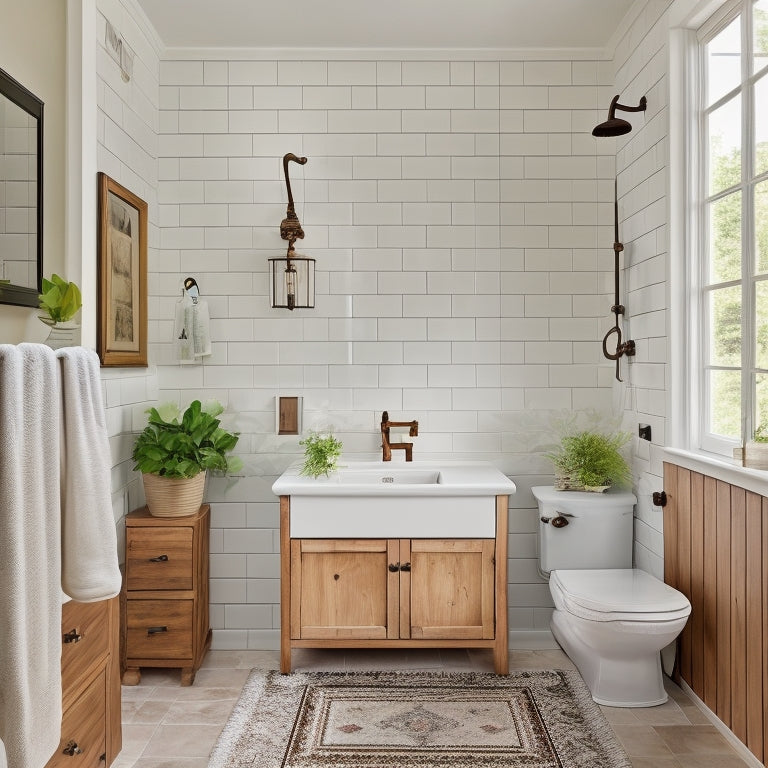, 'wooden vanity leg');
180,667,196,686
122,667,141,686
